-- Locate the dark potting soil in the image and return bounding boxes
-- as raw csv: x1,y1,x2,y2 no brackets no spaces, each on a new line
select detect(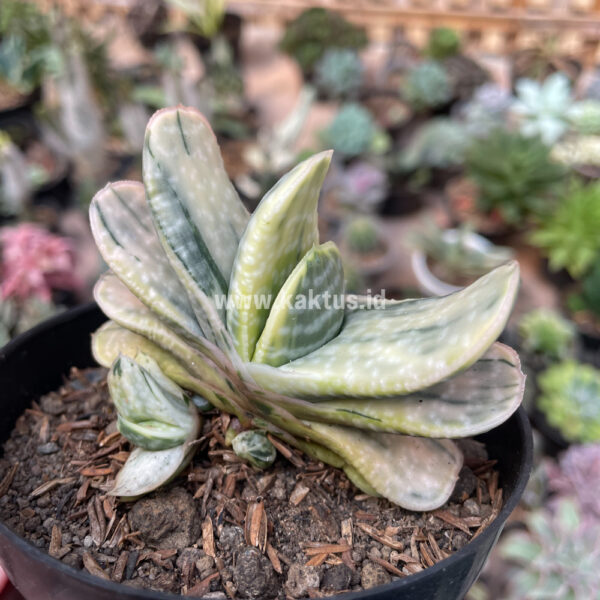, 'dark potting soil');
0,368,503,599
